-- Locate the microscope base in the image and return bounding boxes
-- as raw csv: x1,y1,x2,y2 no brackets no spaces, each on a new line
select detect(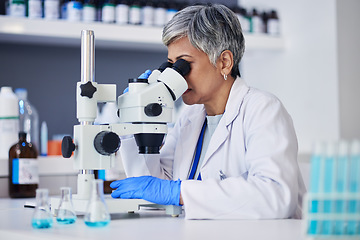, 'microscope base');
50,195,182,217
